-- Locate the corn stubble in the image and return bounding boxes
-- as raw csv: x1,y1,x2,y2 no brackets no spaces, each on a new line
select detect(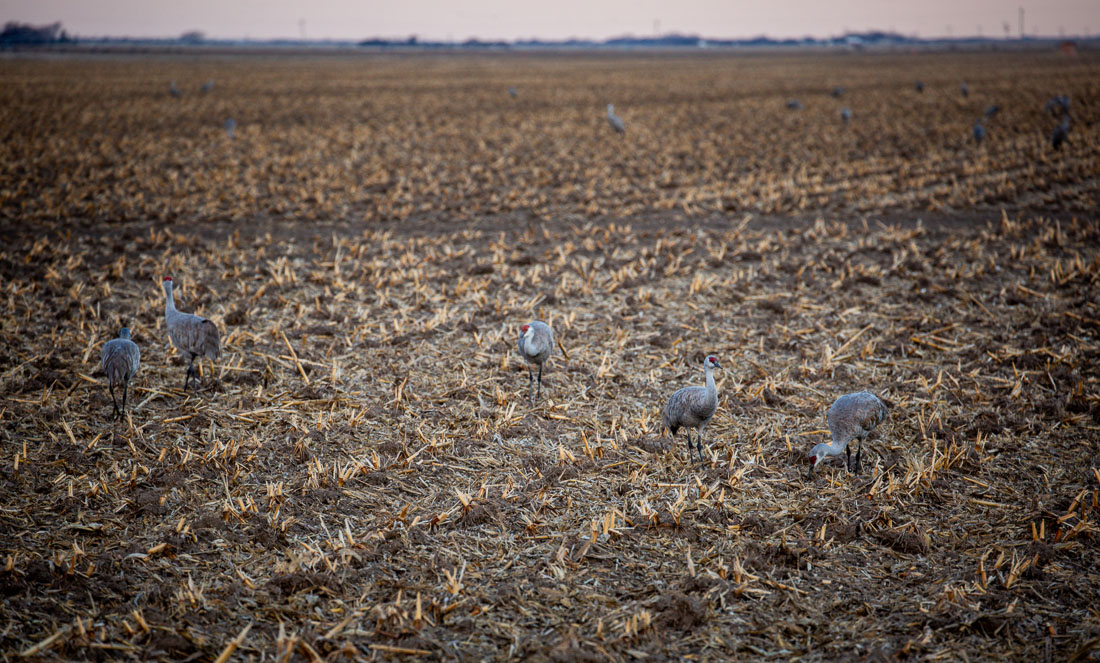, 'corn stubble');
0,51,1098,661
